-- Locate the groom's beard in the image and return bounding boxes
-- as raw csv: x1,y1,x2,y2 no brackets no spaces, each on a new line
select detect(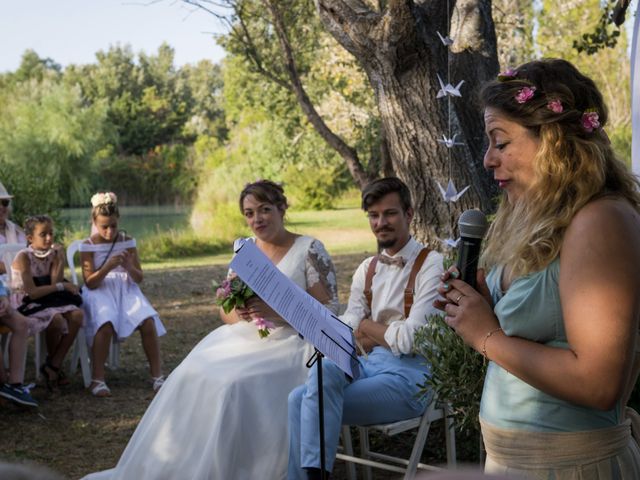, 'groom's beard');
377,237,397,250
